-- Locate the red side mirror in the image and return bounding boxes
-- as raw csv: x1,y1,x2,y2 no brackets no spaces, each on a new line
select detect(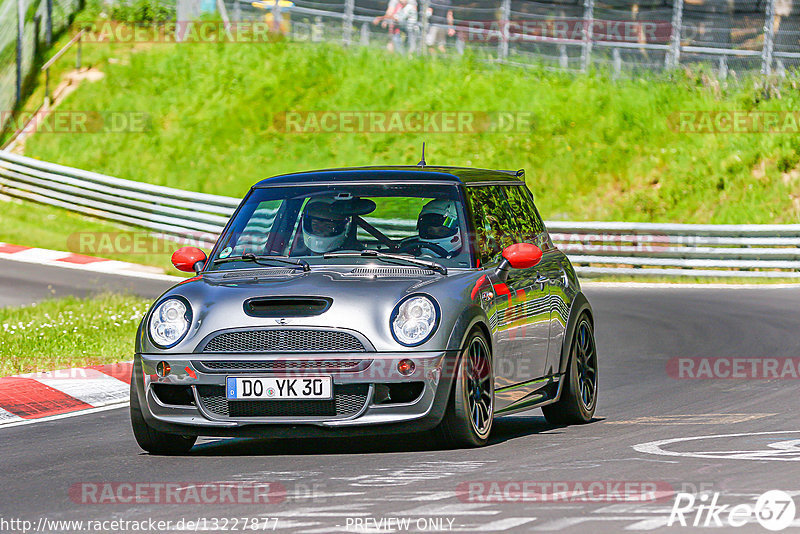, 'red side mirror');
501,243,543,269
171,247,207,273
